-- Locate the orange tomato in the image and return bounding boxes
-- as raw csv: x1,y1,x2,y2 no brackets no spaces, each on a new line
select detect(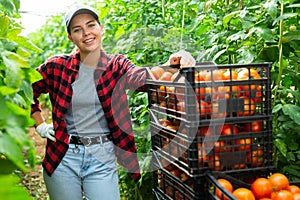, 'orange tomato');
150,66,165,80
288,185,300,194
159,71,173,81
205,69,223,81
216,179,233,200
237,96,256,116
294,193,300,200
222,69,238,80
232,188,255,200
251,178,272,199
237,68,261,80
272,190,293,200
268,173,290,191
